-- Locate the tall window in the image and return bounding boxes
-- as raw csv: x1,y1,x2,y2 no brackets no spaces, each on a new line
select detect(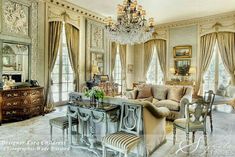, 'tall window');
51,24,74,105
146,47,164,85
113,45,122,92
204,42,230,92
